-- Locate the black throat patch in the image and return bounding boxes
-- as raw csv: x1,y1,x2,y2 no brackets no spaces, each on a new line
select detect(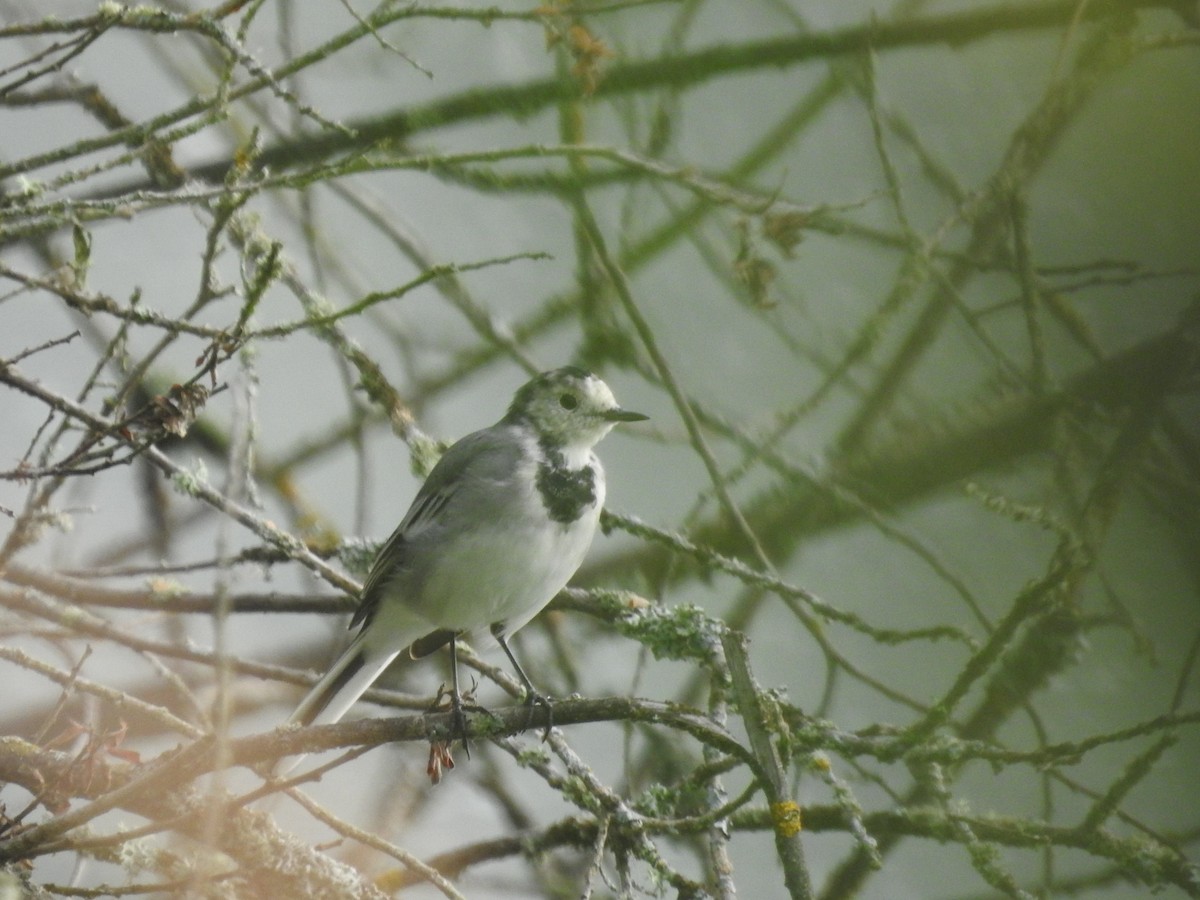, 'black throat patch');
536,441,596,524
